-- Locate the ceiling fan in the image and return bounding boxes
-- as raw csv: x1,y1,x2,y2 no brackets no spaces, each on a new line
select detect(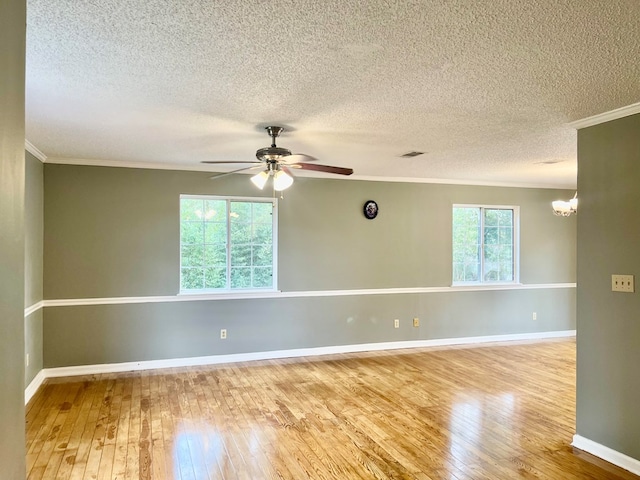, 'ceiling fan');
201,126,354,191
